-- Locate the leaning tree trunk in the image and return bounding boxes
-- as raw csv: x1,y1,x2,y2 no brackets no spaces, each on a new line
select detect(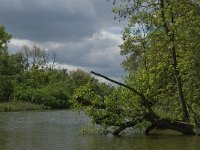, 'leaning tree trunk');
90,71,195,135
160,0,189,122
143,113,195,135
